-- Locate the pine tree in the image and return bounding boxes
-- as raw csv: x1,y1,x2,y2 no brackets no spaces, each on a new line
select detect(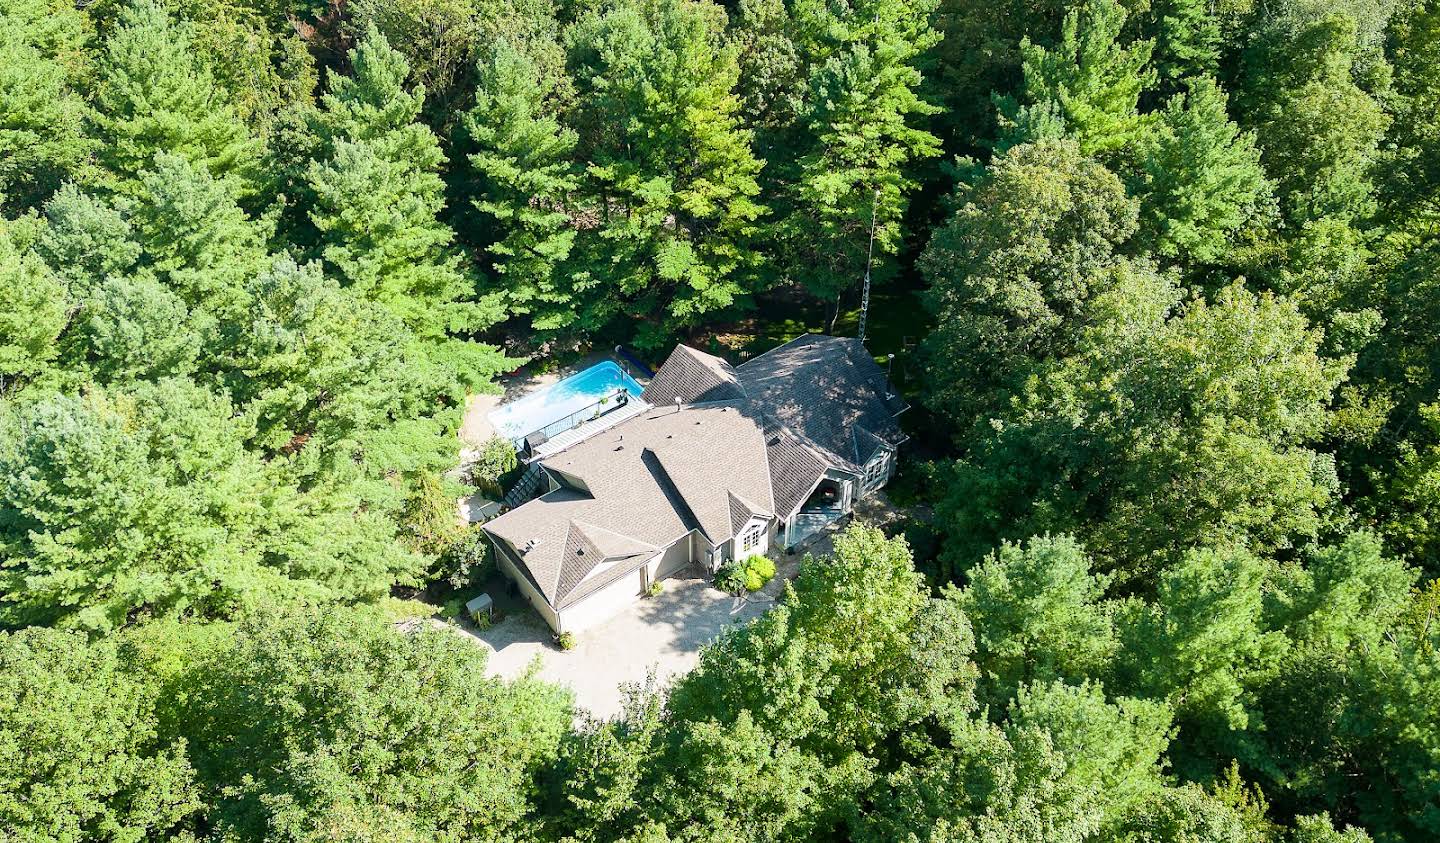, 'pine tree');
566,0,766,346
1146,0,1222,89
308,28,504,341
785,0,943,317
1135,77,1272,264
129,153,268,323
0,222,69,396
0,1,94,213
995,0,1156,159
463,39,580,332
88,0,258,195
